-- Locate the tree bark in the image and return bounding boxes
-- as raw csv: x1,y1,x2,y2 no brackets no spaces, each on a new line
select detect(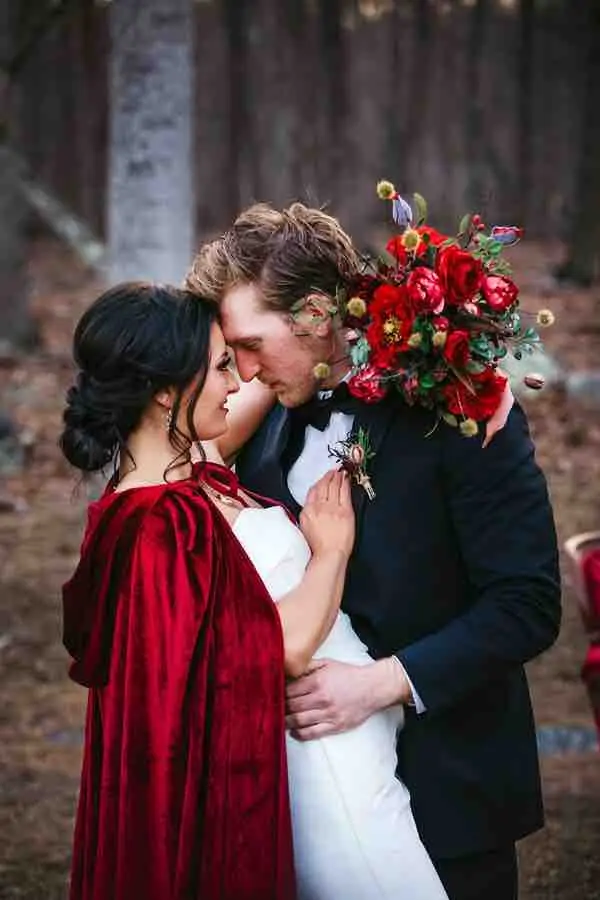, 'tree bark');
559,0,600,285
515,0,535,223
0,0,34,356
464,0,489,212
108,0,194,283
